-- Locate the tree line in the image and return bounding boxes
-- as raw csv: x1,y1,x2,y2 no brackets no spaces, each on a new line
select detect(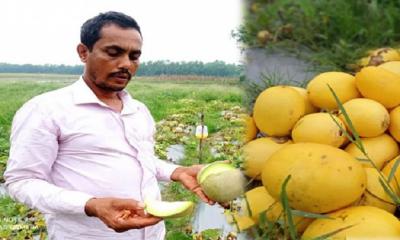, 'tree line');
0,60,241,77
